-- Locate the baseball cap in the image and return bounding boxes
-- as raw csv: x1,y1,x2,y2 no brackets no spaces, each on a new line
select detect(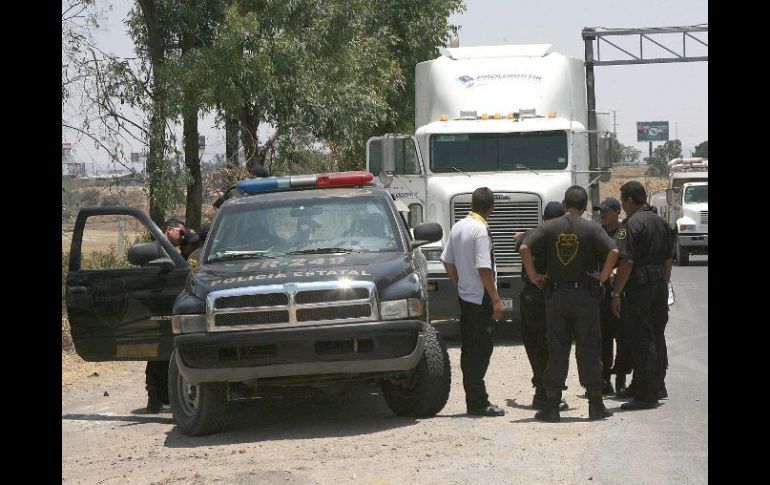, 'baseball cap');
543,201,565,220
595,197,621,212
